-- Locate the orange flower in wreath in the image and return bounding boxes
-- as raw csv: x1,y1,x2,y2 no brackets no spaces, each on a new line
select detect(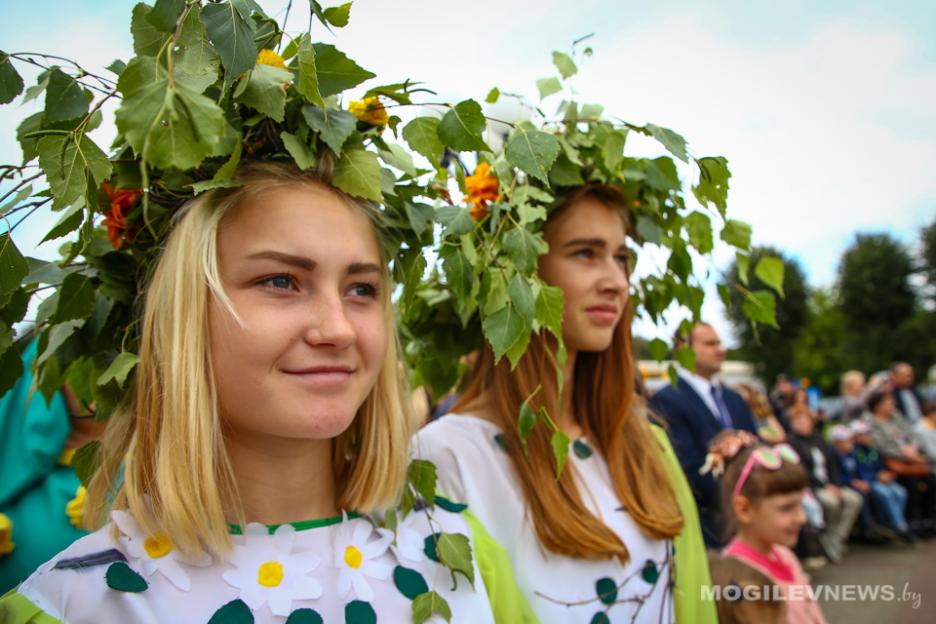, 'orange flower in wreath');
465,162,499,221
101,182,143,250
